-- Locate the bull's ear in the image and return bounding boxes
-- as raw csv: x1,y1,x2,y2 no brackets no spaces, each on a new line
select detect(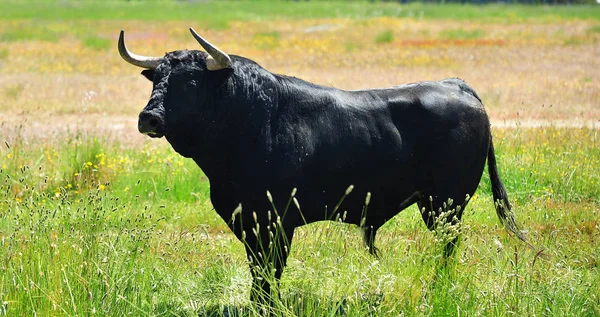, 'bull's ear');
141,69,154,82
